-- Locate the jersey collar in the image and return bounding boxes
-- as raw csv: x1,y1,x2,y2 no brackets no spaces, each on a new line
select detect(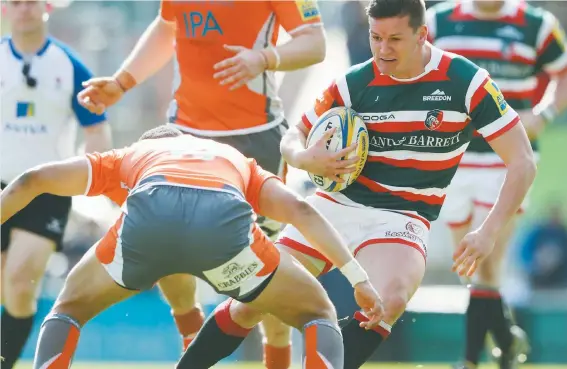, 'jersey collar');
8,36,51,60
388,45,443,82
